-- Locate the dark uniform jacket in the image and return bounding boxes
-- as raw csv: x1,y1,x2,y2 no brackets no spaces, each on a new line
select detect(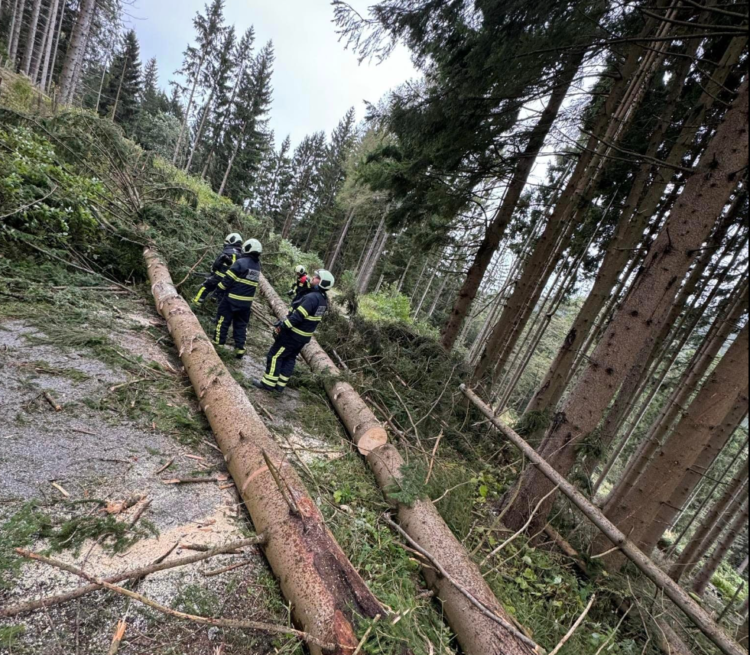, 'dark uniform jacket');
212,244,241,279
283,288,328,340
218,253,261,306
